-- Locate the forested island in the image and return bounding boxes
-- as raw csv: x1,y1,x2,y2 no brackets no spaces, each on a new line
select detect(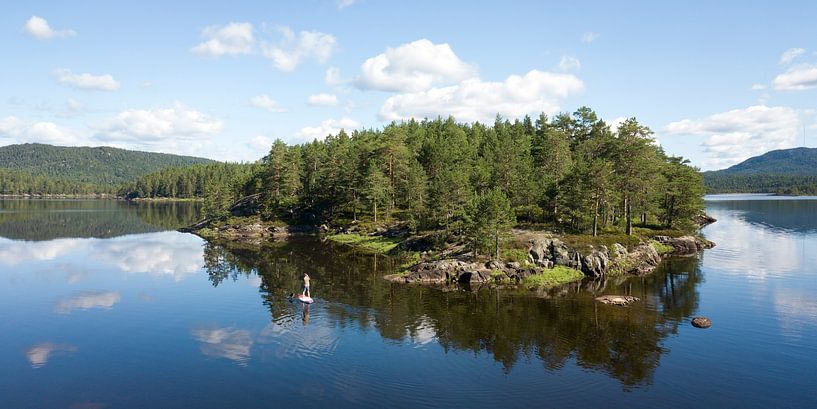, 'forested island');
180,107,713,288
